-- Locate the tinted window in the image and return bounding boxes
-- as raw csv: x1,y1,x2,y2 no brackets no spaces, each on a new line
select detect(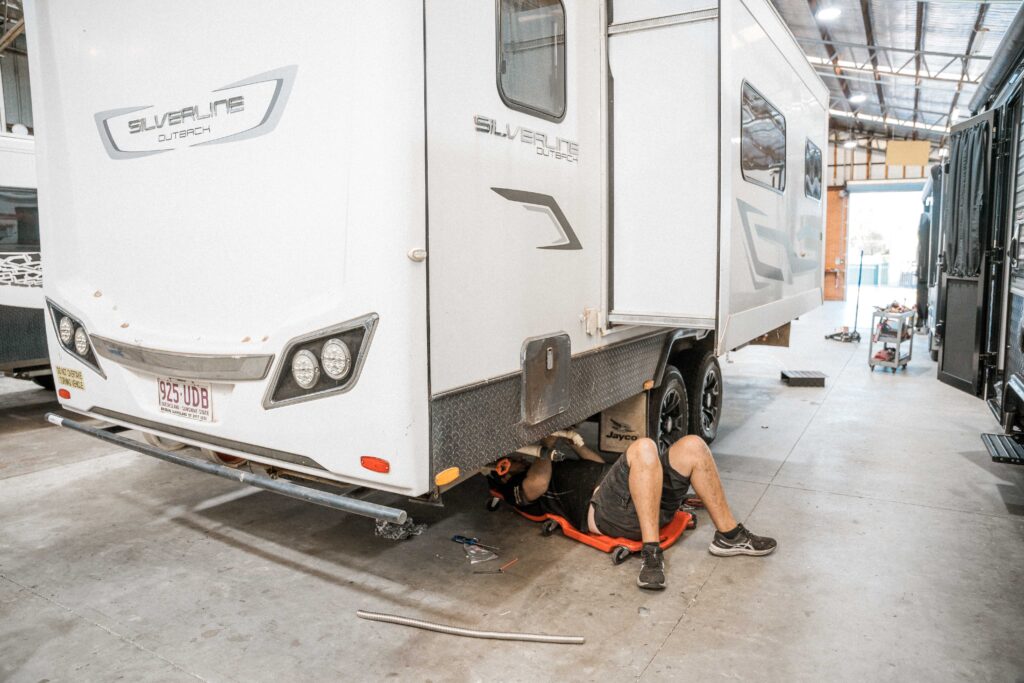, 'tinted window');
497,0,566,121
741,83,786,192
804,140,822,200
0,187,38,250
1,35,34,134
